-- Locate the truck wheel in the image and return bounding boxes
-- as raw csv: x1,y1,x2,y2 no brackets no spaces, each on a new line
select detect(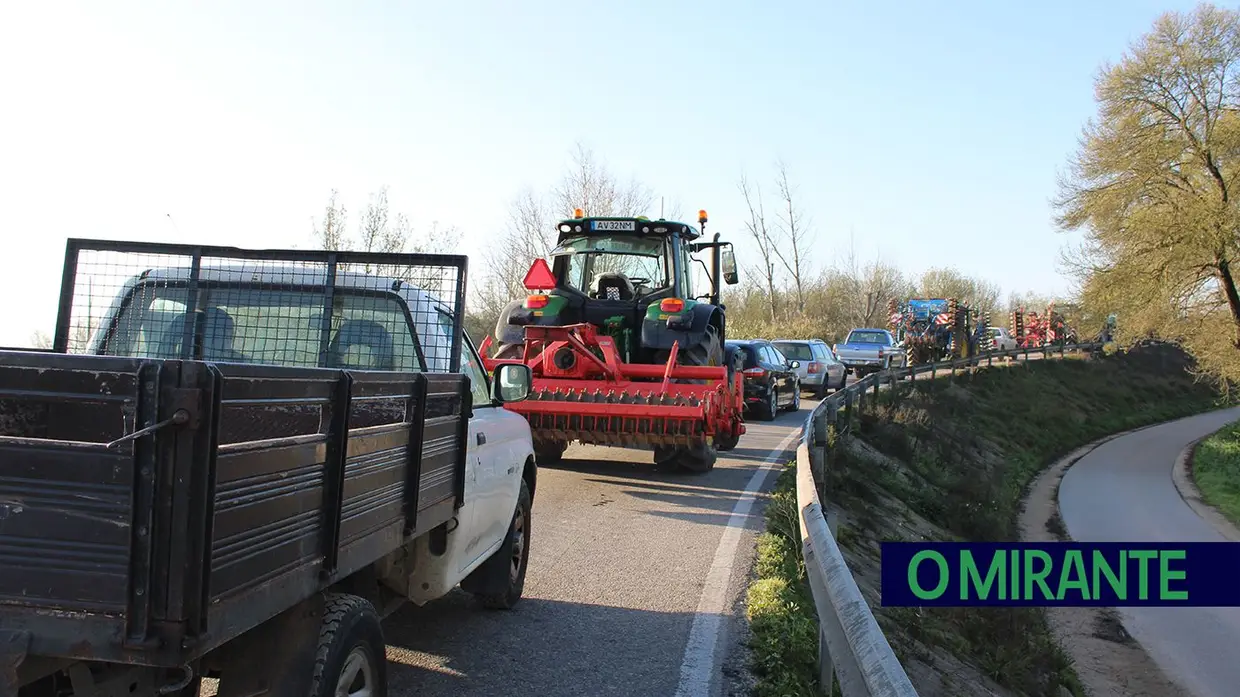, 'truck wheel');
309,594,388,697
465,479,532,610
